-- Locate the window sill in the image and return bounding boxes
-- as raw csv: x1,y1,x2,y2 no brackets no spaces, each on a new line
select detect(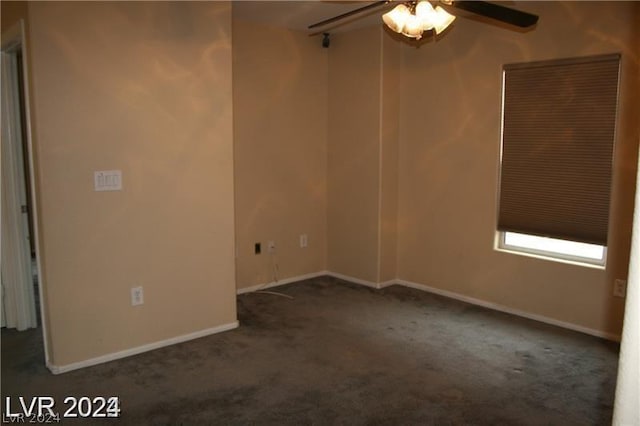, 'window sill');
495,247,606,270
